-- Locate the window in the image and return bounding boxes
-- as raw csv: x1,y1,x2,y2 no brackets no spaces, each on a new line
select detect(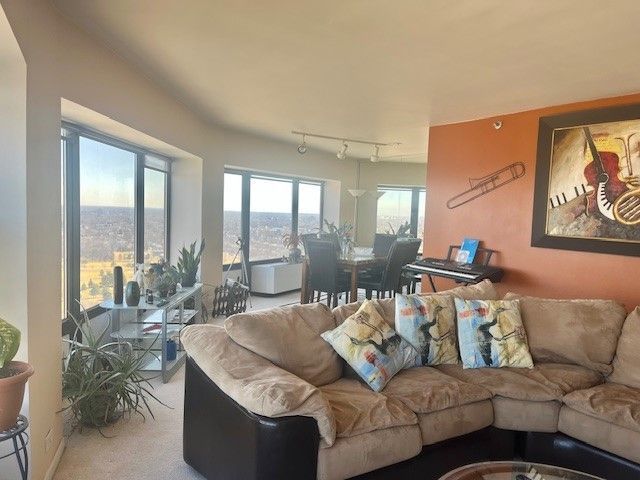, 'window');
222,170,323,267
376,186,426,246
249,177,293,261
62,123,171,323
222,173,243,265
298,182,322,234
